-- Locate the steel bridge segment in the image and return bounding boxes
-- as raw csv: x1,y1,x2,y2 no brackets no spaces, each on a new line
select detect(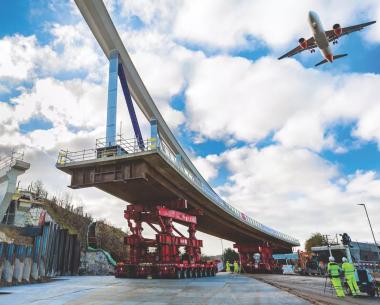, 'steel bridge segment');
58,137,299,248
72,0,299,247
